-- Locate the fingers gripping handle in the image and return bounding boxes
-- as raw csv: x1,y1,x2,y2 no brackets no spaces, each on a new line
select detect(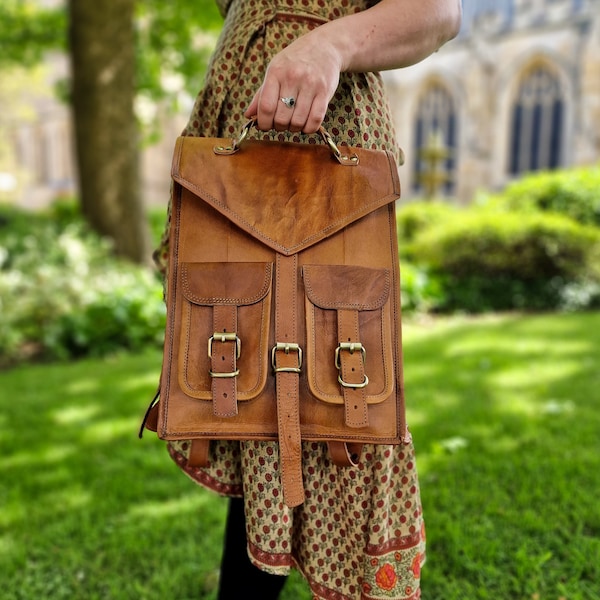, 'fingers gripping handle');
213,118,359,165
